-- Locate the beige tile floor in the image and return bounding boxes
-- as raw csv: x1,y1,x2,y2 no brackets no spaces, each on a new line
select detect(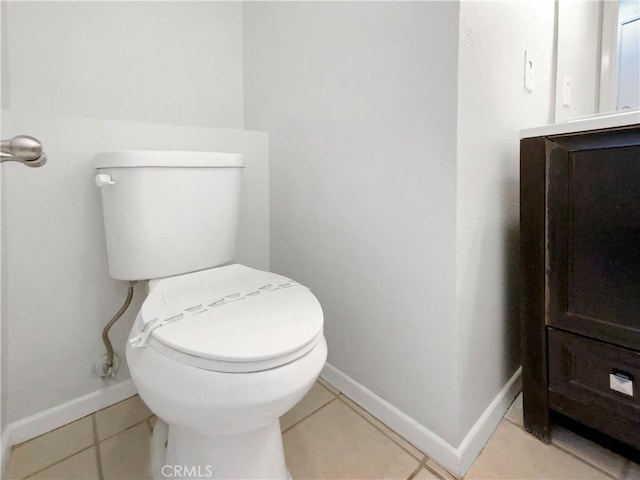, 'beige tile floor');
4,379,640,480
